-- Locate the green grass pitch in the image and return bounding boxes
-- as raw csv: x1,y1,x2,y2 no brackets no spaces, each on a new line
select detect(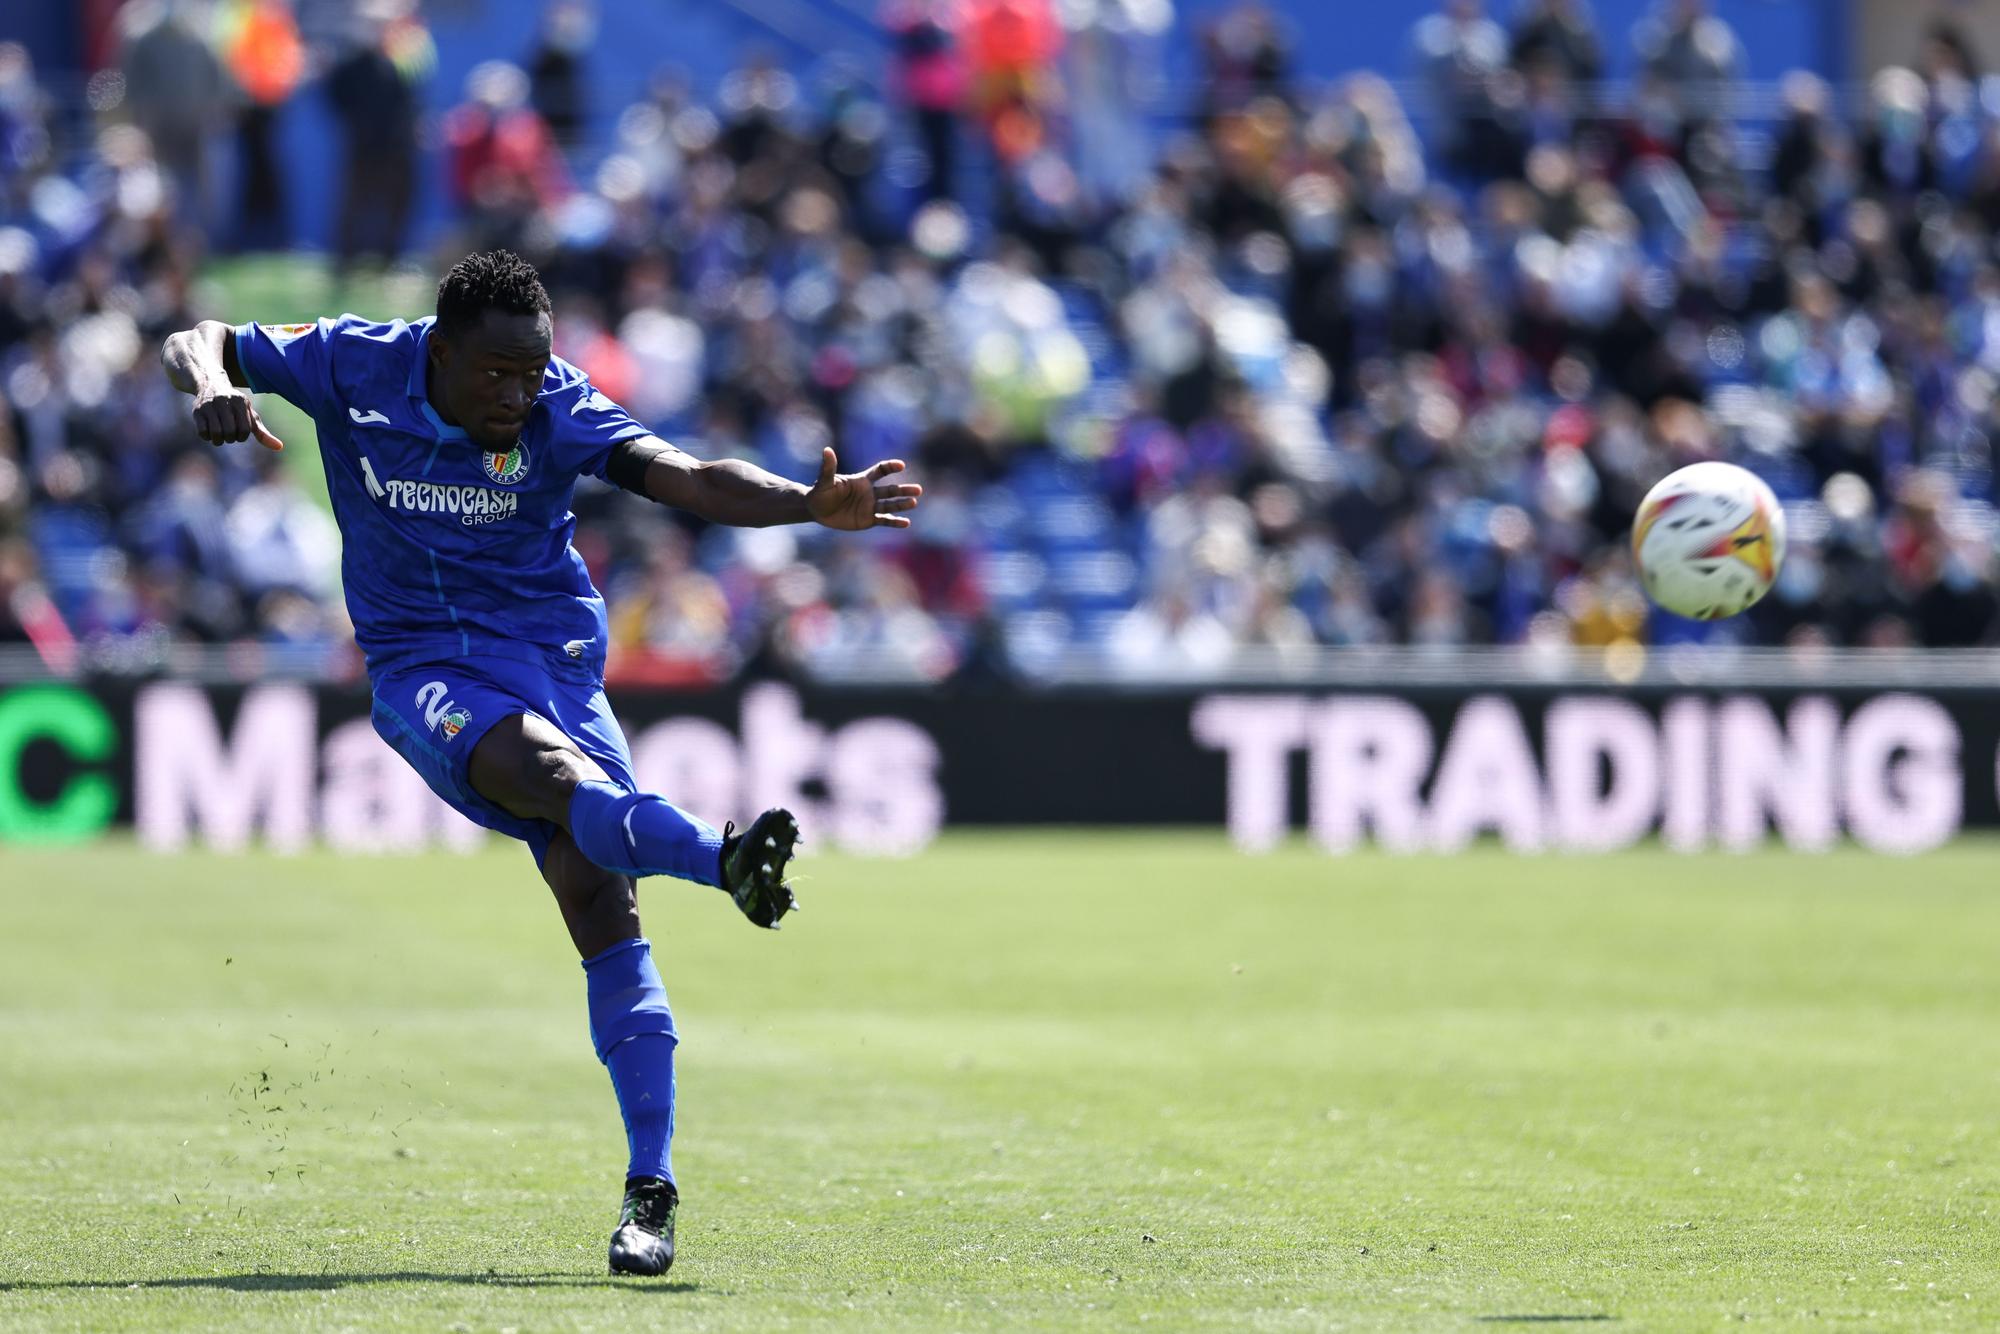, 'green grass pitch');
1,835,1996,1331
